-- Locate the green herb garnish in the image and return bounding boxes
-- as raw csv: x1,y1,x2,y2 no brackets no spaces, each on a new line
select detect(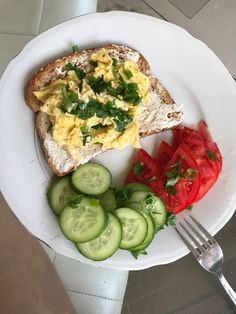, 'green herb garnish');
165,213,176,226
187,205,193,211
68,195,83,208
123,69,133,79
65,62,85,80
133,162,144,176
131,249,148,259
113,187,132,207
61,85,73,112
207,150,219,161
72,44,80,53
80,125,92,146
87,76,111,94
